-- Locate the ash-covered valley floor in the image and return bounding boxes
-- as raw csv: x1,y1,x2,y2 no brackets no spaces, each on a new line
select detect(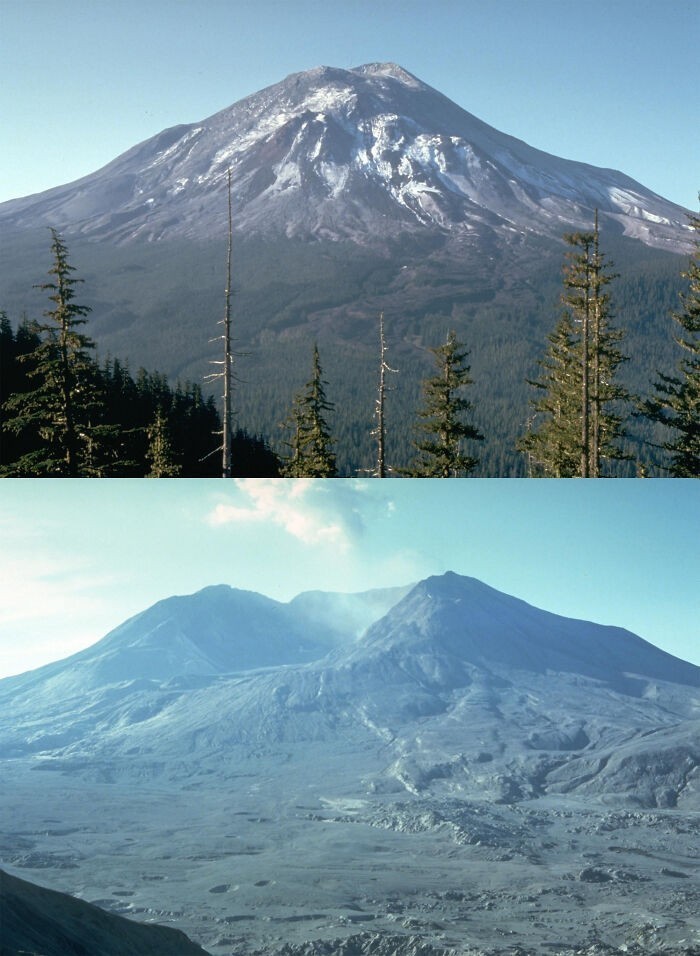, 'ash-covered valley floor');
1,574,698,955
2,758,698,955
